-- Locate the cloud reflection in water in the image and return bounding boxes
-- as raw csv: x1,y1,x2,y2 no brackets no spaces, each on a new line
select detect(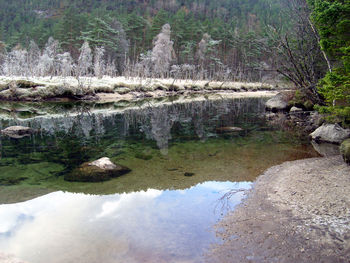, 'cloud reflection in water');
0,181,251,263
